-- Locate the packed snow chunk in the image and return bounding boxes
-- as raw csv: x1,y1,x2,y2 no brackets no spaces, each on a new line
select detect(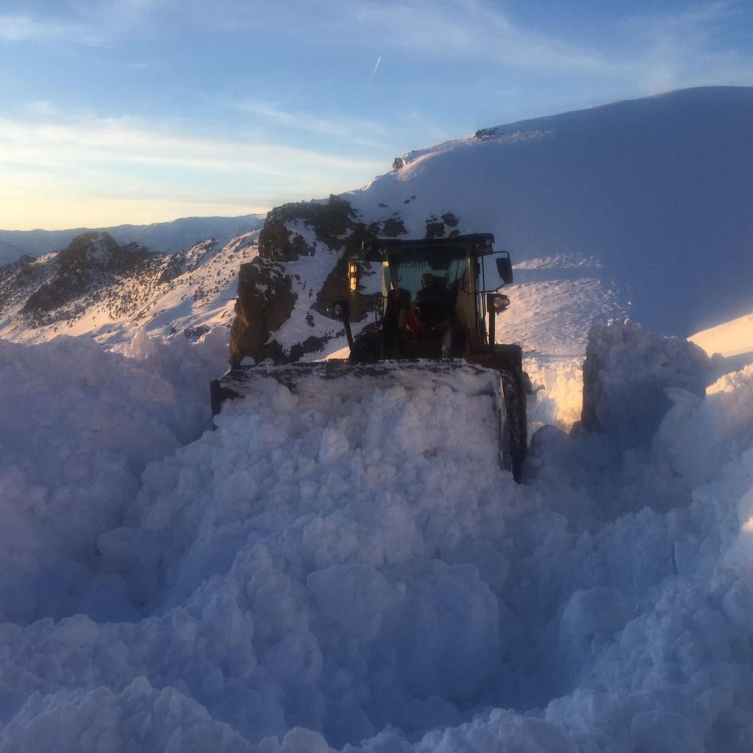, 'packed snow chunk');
392,562,500,700
307,561,499,736
580,320,711,443
402,709,579,753
279,727,333,753
307,564,392,641
0,332,226,623
318,427,350,465
653,364,753,485
0,678,254,753
526,356,585,432
630,710,704,753
557,588,630,683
